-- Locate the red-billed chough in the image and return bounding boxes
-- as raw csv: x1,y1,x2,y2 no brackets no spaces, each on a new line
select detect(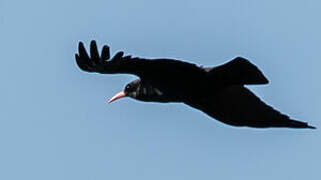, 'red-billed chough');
75,40,315,129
